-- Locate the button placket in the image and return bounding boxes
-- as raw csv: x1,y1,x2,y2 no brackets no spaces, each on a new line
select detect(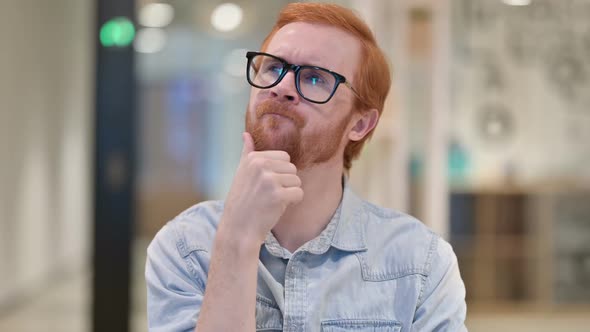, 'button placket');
283,252,307,332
